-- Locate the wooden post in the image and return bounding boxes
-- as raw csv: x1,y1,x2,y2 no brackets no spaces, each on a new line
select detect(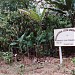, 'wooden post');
59,46,63,64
